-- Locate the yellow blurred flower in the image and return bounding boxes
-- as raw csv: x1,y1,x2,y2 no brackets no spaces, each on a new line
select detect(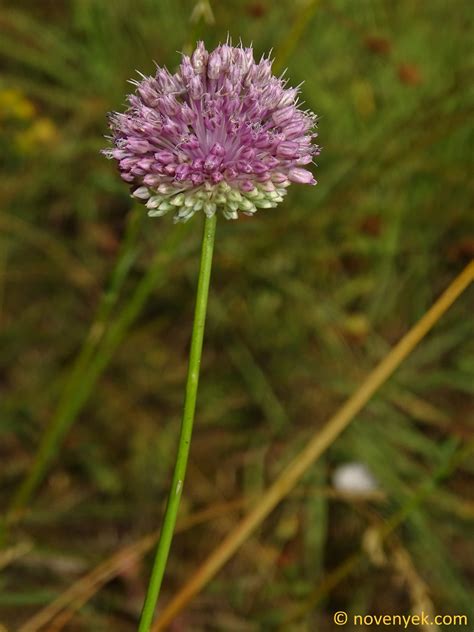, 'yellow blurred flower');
0,88,36,121
15,118,58,154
